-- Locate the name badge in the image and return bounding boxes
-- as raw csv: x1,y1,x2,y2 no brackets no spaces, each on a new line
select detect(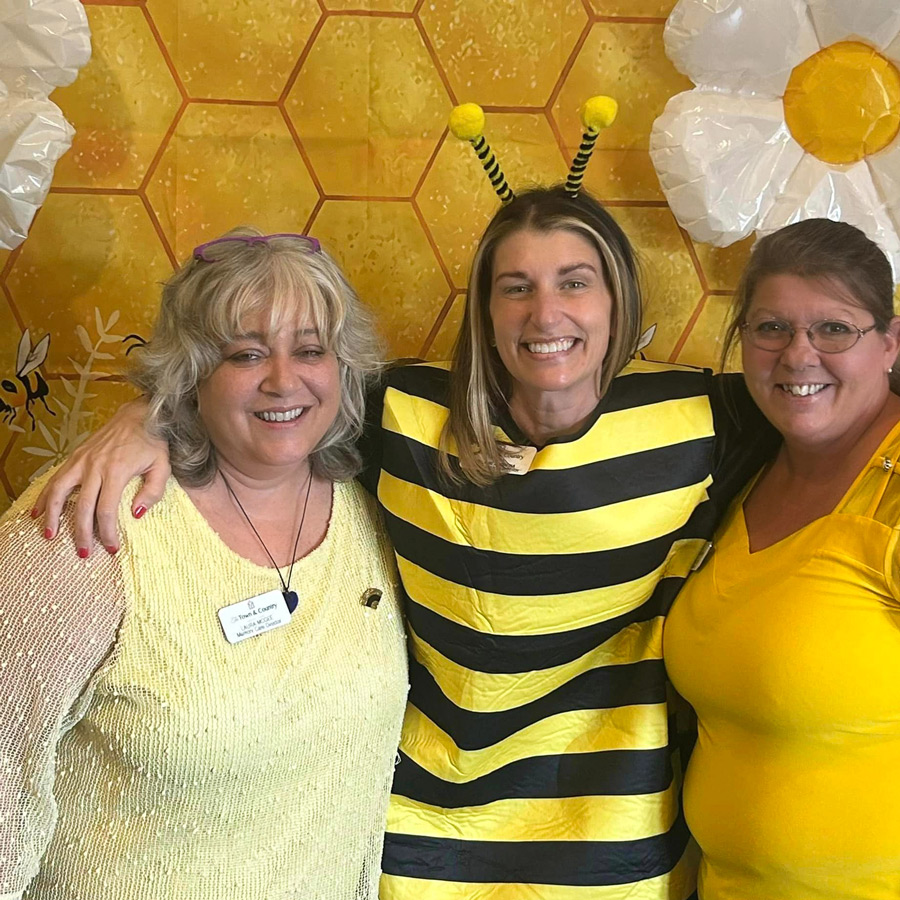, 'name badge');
218,589,291,644
502,443,538,475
